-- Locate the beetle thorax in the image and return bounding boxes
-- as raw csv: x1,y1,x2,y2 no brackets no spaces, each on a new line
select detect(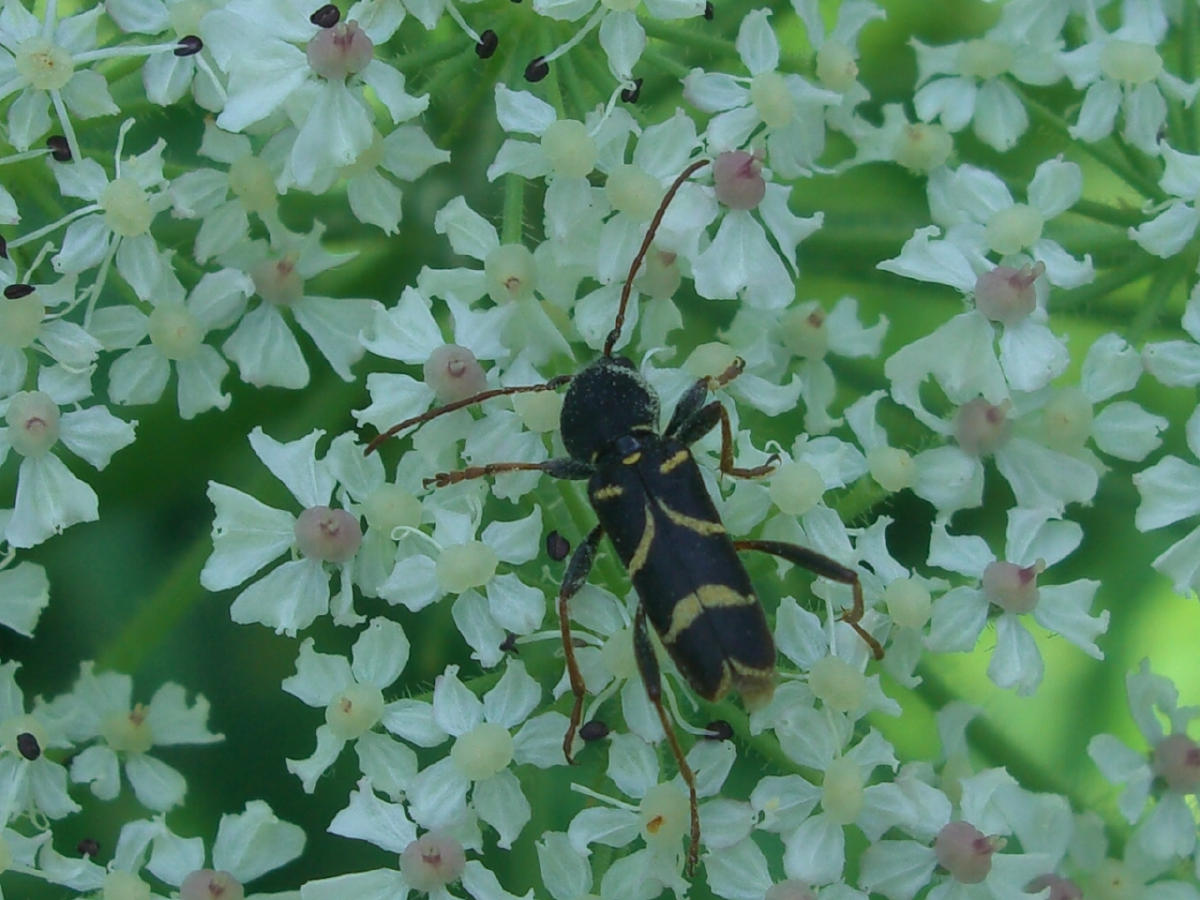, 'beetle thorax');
560,357,660,462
